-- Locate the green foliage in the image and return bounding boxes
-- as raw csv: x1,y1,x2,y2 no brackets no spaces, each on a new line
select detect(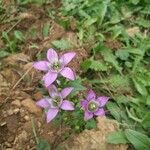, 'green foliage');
36,139,51,150
52,39,74,50
61,0,150,149
107,131,128,144
43,23,51,37
125,129,150,150
0,30,25,59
